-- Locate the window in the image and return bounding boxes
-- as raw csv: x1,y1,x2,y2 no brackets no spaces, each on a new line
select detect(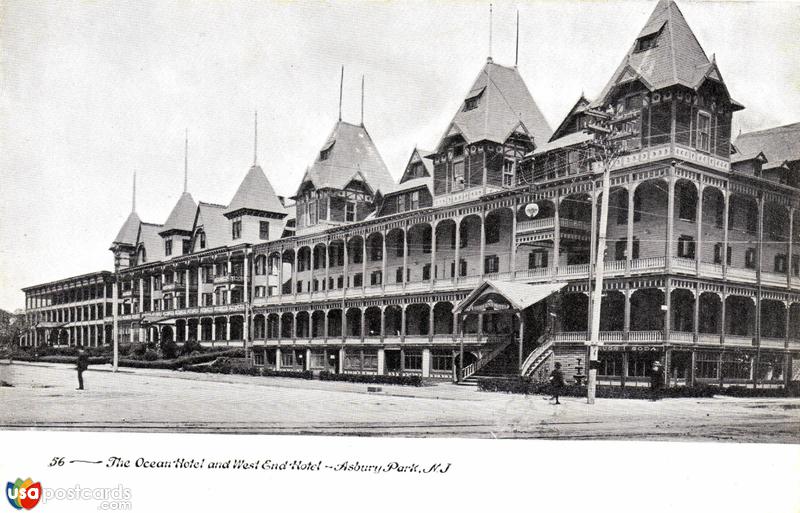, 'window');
614,240,627,261
793,255,800,276
370,240,383,261
404,351,422,370
309,199,318,225
633,193,642,222
328,277,335,290
346,201,356,222
745,248,756,269
259,221,270,240
397,195,405,213
452,160,465,190
774,254,787,273
713,244,732,265
255,286,266,298
164,239,172,256
632,238,640,259
353,273,363,287
320,147,332,161
255,257,266,275
503,161,514,187
460,226,468,248
370,270,382,286
464,97,479,111
634,32,659,52
599,353,623,376
396,267,404,283
199,231,206,249
296,280,303,293
677,235,695,259
697,112,711,152
696,352,719,379
422,264,431,281
182,239,191,254
528,250,548,269
616,192,628,225
232,219,242,240
484,255,499,274
410,191,420,210
253,351,265,366
337,276,344,288
459,259,467,277
432,352,454,372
